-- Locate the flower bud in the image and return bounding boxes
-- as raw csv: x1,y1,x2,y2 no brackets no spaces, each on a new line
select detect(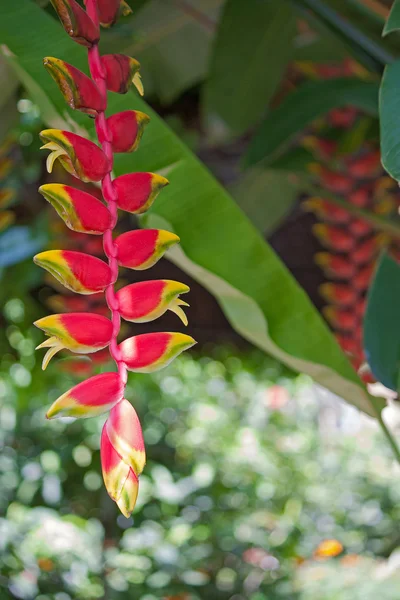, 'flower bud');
114,229,180,270
116,280,190,324
113,172,168,214
46,372,124,418
106,399,146,475
119,332,196,373
96,0,132,28
107,110,150,153
44,57,105,115
314,254,356,279
313,224,355,252
34,313,113,369
50,0,99,46
34,250,113,294
102,54,143,95
40,129,110,182
319,283,358,308
39,184,111,234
